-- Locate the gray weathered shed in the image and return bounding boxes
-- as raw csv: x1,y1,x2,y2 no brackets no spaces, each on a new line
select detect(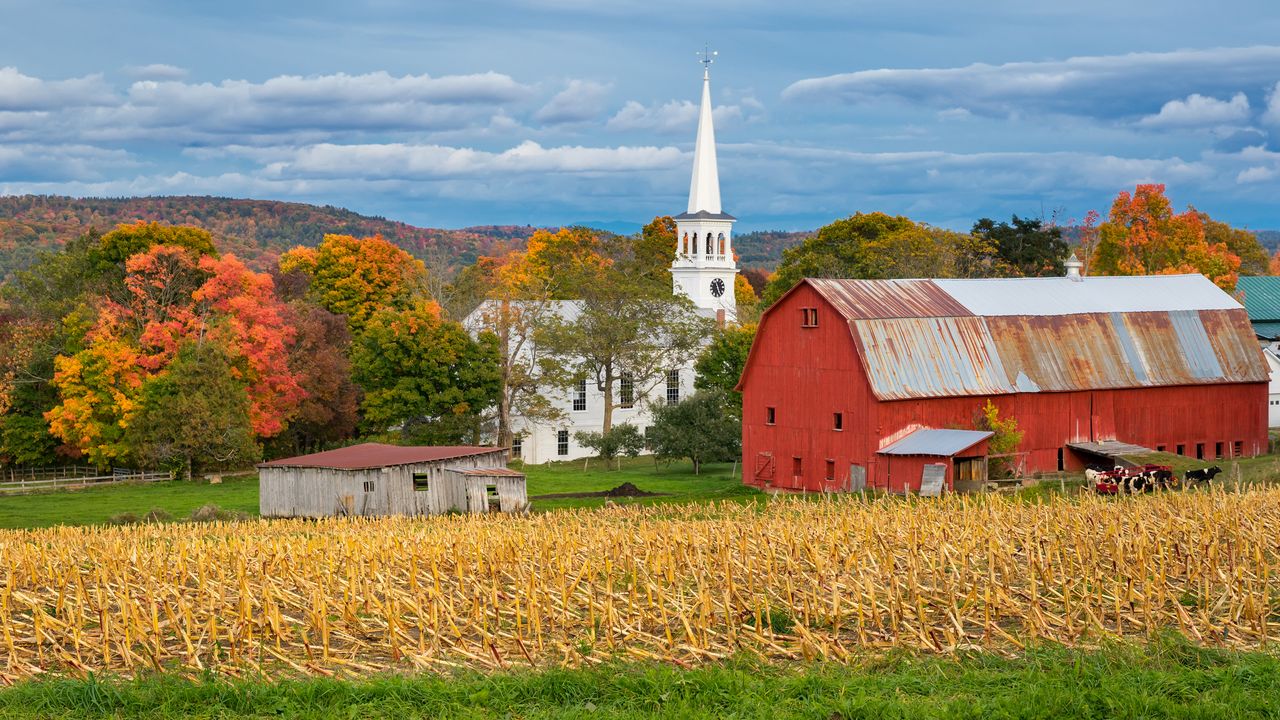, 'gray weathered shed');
258,443,526,518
